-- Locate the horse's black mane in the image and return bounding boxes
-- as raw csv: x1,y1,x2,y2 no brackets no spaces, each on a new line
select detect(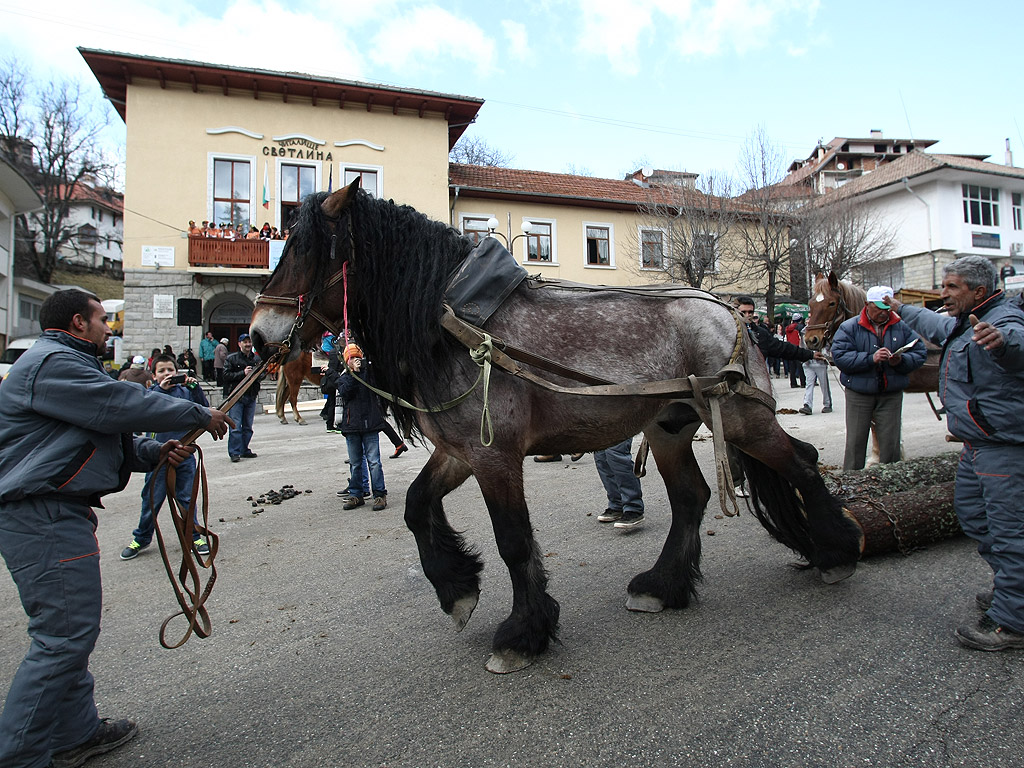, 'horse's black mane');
291,190,475,435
